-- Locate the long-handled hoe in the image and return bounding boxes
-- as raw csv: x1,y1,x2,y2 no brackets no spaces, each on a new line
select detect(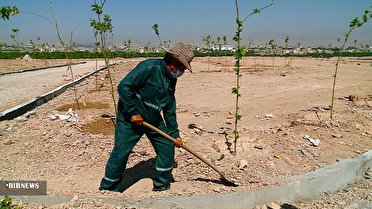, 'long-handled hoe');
143,121,238,187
